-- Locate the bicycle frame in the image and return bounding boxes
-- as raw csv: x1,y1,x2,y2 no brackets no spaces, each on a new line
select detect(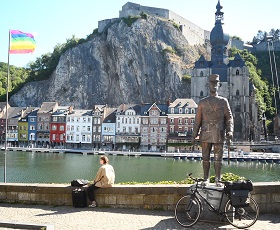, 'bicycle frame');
190,181,229,217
